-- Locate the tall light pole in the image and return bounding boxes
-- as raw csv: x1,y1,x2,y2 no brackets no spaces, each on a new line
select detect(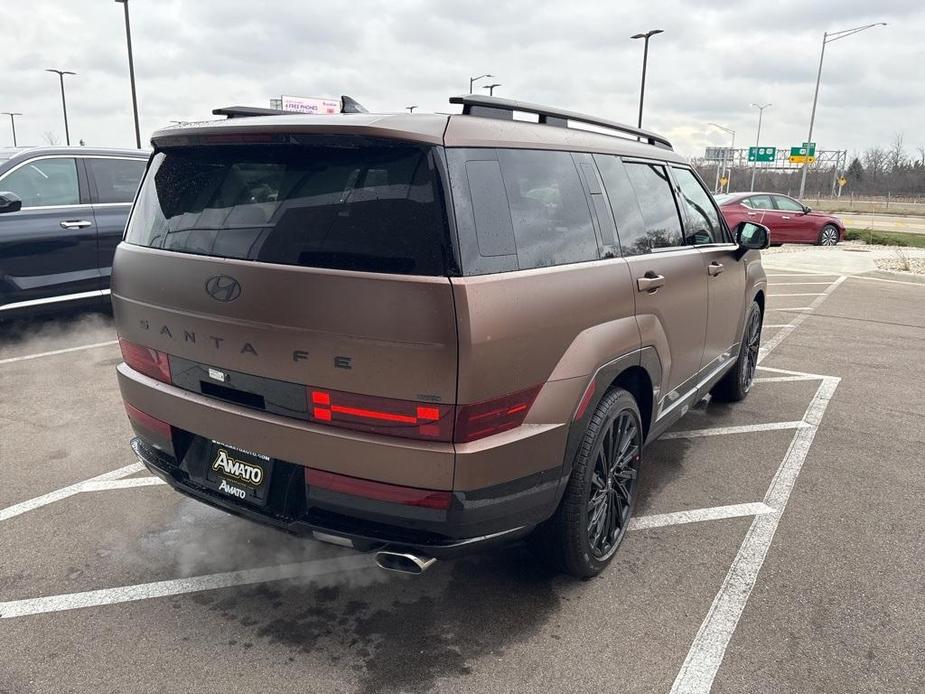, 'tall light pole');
708,123,736,193
1,112,21,147
630,29,663,129
798,22,886,198
45,69,76,146
115,0,142,149
483,83,501,96
469,74,494,94
406,106,417,113
749,103,771,192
